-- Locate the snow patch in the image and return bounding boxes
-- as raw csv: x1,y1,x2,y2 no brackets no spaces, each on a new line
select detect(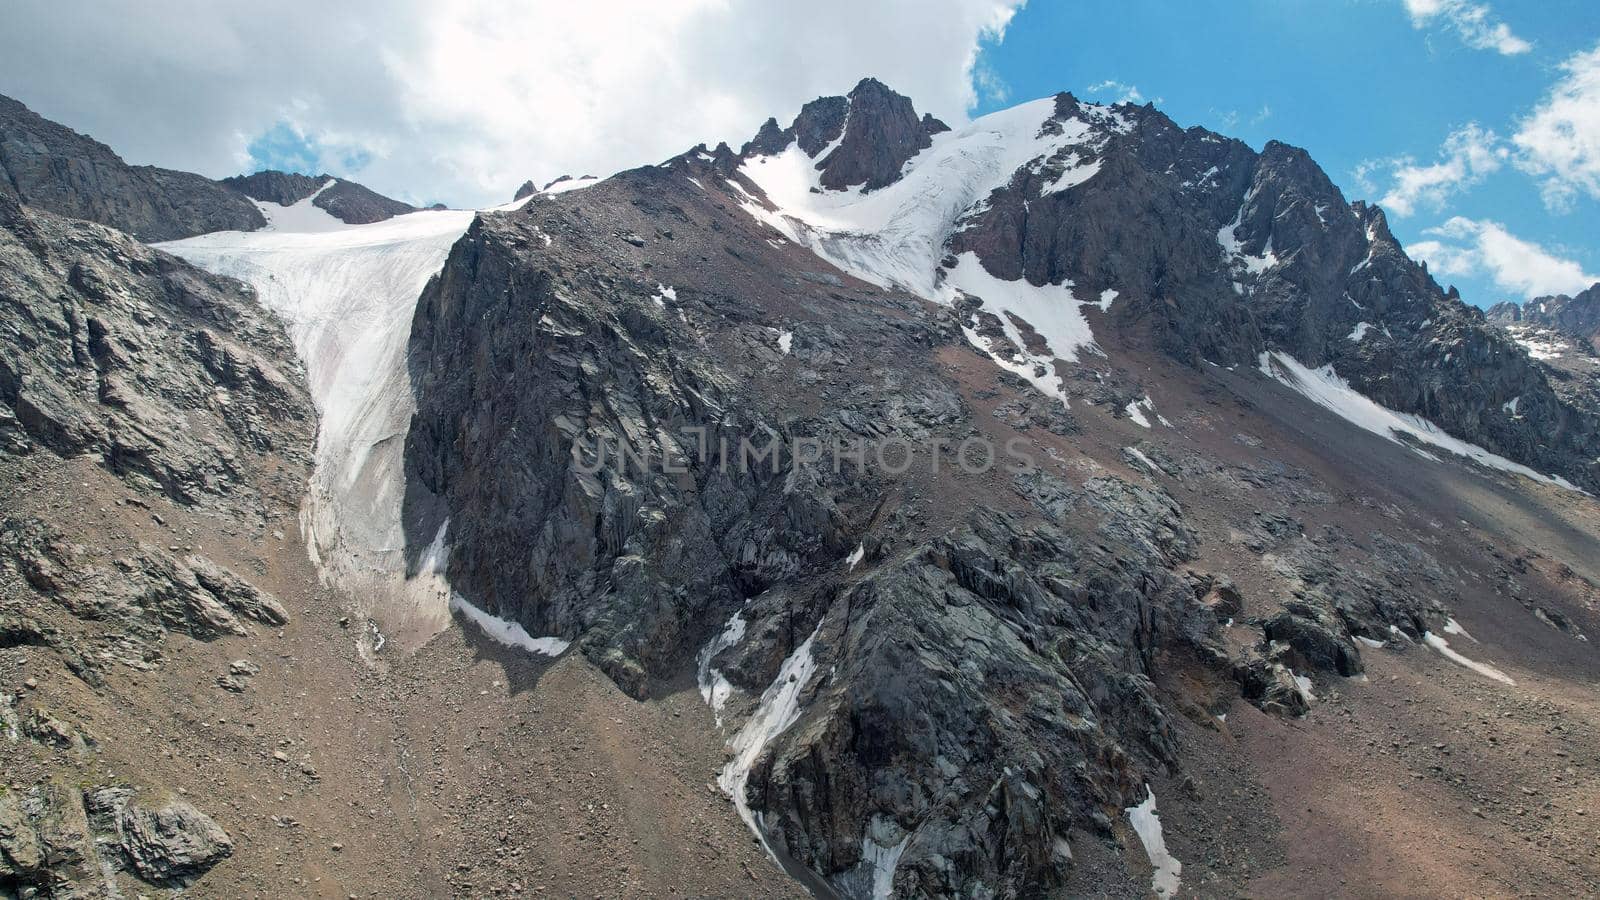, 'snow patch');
1354,635,1386,649
697,611,748,723
1348,322,1373,342
777,329,793,354
735,98,1105,392
1423,632,1516,685
450,592,570,657
718,625,822,860
1126,787,1181,897
1258,351,1585,494
845,543,865,570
